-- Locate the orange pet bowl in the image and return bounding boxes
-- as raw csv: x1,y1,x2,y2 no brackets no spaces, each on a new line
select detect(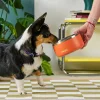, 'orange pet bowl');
53,33,84,57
